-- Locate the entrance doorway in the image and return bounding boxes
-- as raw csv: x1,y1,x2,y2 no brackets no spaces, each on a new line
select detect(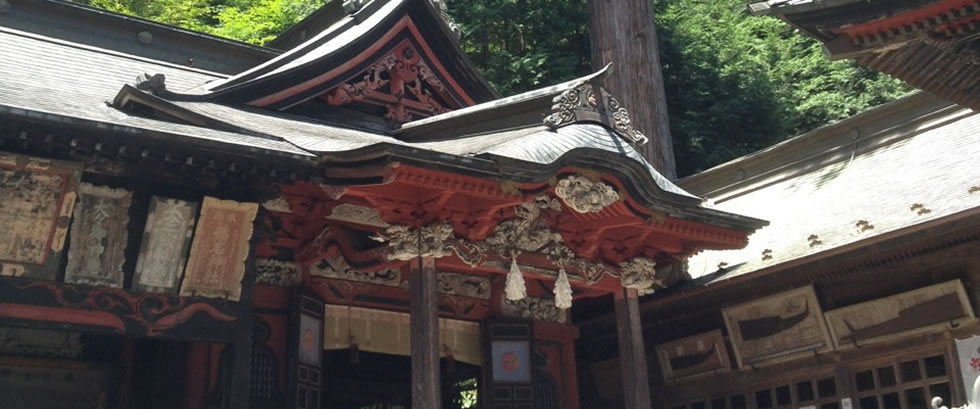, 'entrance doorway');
321,350,480,409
